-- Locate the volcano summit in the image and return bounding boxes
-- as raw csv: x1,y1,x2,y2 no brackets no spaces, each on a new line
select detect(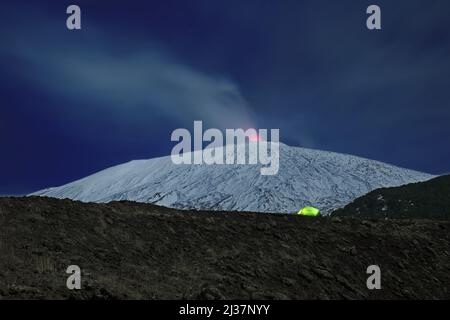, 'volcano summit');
31,143,433,214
